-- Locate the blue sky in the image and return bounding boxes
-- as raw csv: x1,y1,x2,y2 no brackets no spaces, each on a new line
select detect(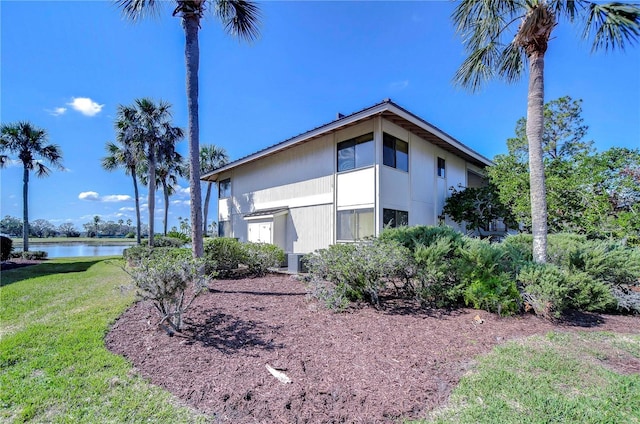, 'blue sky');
1,0,639,233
